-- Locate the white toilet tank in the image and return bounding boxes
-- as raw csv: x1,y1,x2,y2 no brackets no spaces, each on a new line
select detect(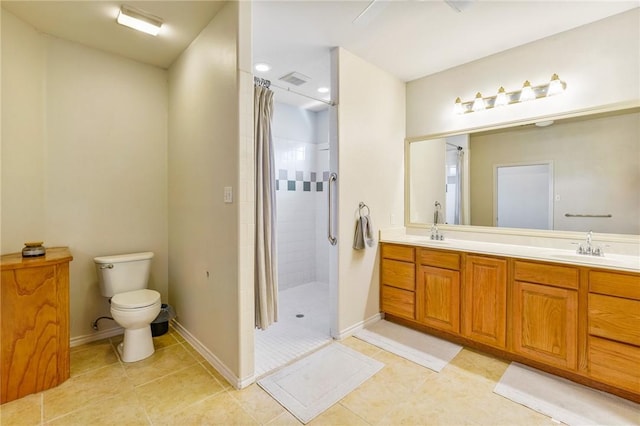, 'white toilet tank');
94,252,154,297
